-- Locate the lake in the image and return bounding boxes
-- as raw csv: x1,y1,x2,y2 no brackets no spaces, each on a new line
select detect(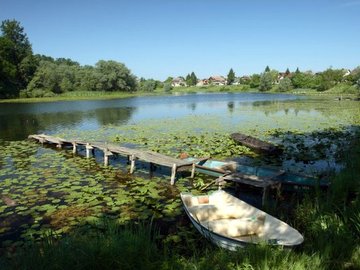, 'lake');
0,92,301,141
